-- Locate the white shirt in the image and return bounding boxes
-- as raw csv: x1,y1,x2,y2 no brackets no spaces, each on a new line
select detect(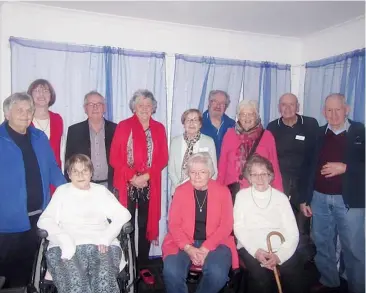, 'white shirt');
233,186,299,264
37,183,132,265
